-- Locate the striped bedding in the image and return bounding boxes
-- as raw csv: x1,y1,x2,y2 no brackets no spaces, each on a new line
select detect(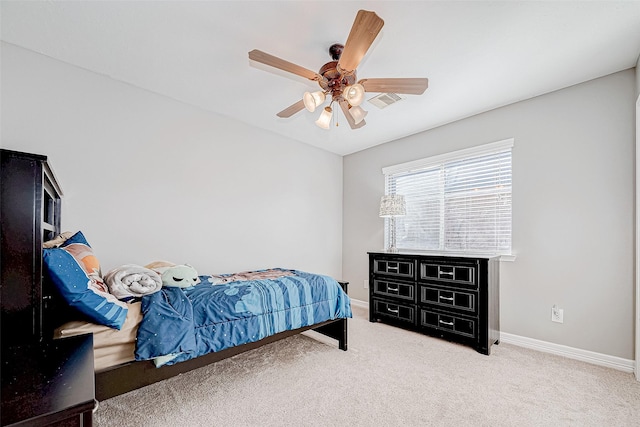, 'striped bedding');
134,269,352,366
